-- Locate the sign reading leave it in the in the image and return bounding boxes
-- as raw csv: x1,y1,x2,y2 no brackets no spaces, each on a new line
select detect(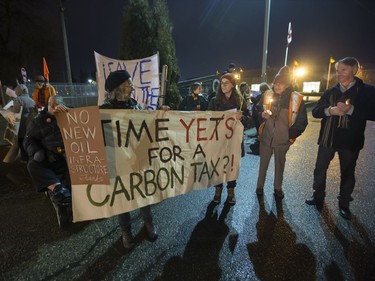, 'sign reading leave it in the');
56,106,110,185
